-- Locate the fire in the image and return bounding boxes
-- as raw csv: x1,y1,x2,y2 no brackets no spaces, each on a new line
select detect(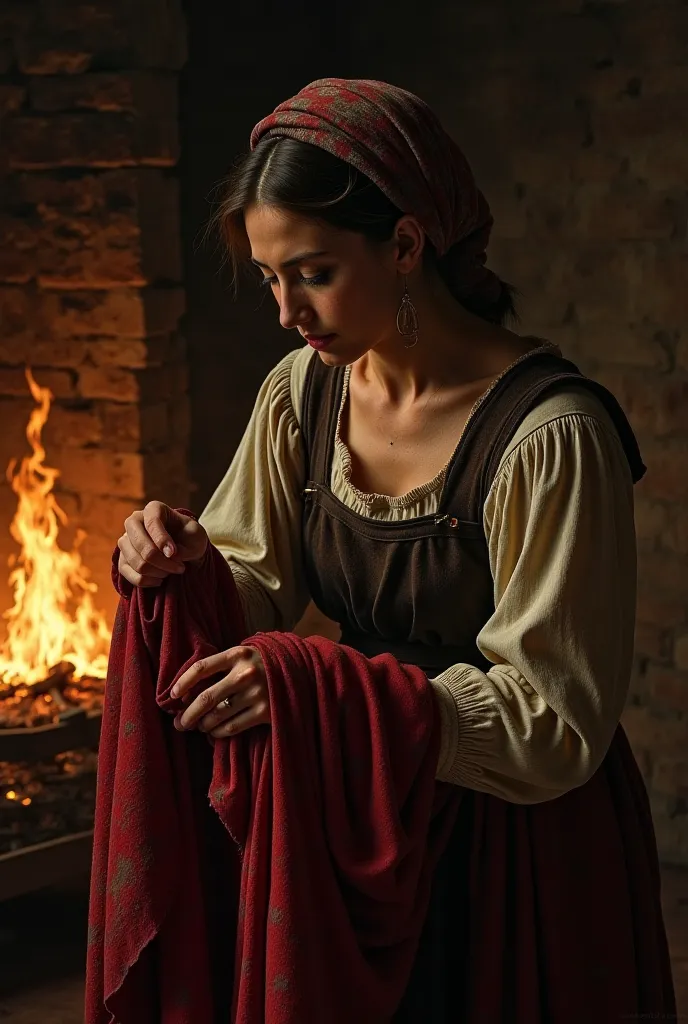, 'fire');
0,369,111,687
